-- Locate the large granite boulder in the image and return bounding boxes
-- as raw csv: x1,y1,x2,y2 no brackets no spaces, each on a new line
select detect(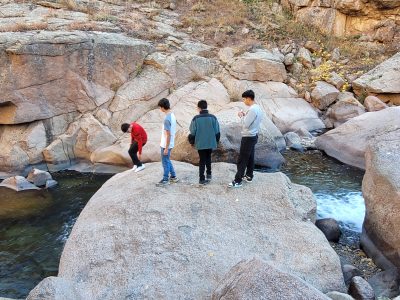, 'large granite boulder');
311,81,340,110
220,71,298,101
315,107,400,169
0,31,153,124
212,258,330,300
325,96,366,127
43,114,117,171
361,129,400,270
28,162,345,299
353,52,400,105
228,50,287,82
260,97,326,133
